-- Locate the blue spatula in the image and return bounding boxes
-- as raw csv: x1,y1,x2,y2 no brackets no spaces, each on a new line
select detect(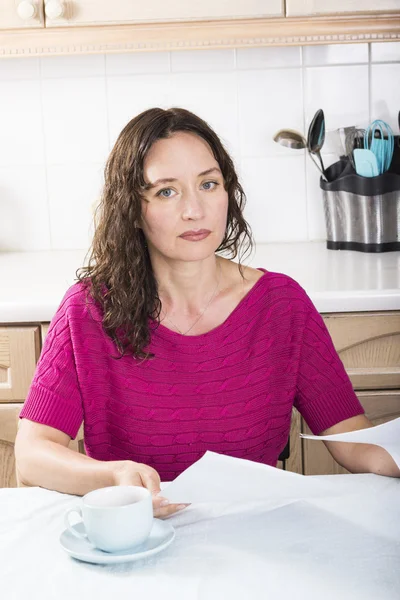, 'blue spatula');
353,148,380,177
